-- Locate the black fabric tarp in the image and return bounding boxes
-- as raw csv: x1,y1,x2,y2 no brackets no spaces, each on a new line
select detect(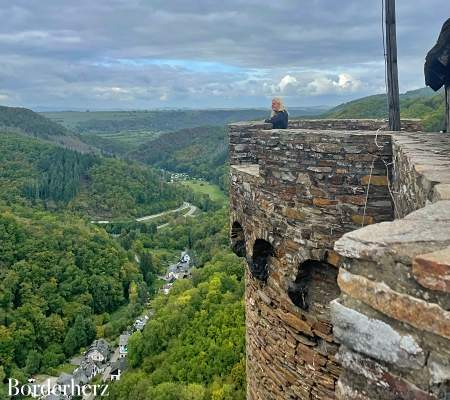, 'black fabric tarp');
425,18,450,91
